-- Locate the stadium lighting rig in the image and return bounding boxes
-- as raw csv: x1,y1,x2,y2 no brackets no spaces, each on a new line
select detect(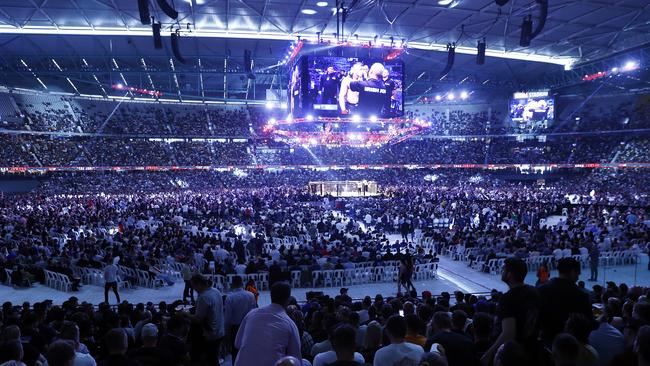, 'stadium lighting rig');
581,60,640,82
421,90,471,104
262,115,432,147
112,84,163,97
0,25,576,67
